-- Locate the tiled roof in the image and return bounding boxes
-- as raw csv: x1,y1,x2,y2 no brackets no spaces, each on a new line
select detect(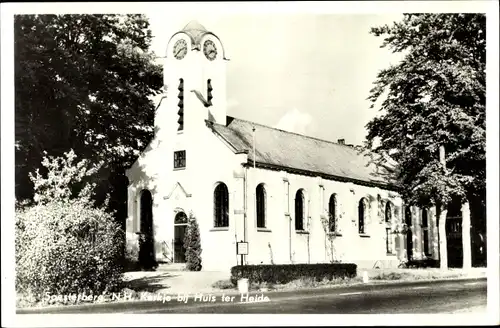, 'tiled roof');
206,116,399,189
